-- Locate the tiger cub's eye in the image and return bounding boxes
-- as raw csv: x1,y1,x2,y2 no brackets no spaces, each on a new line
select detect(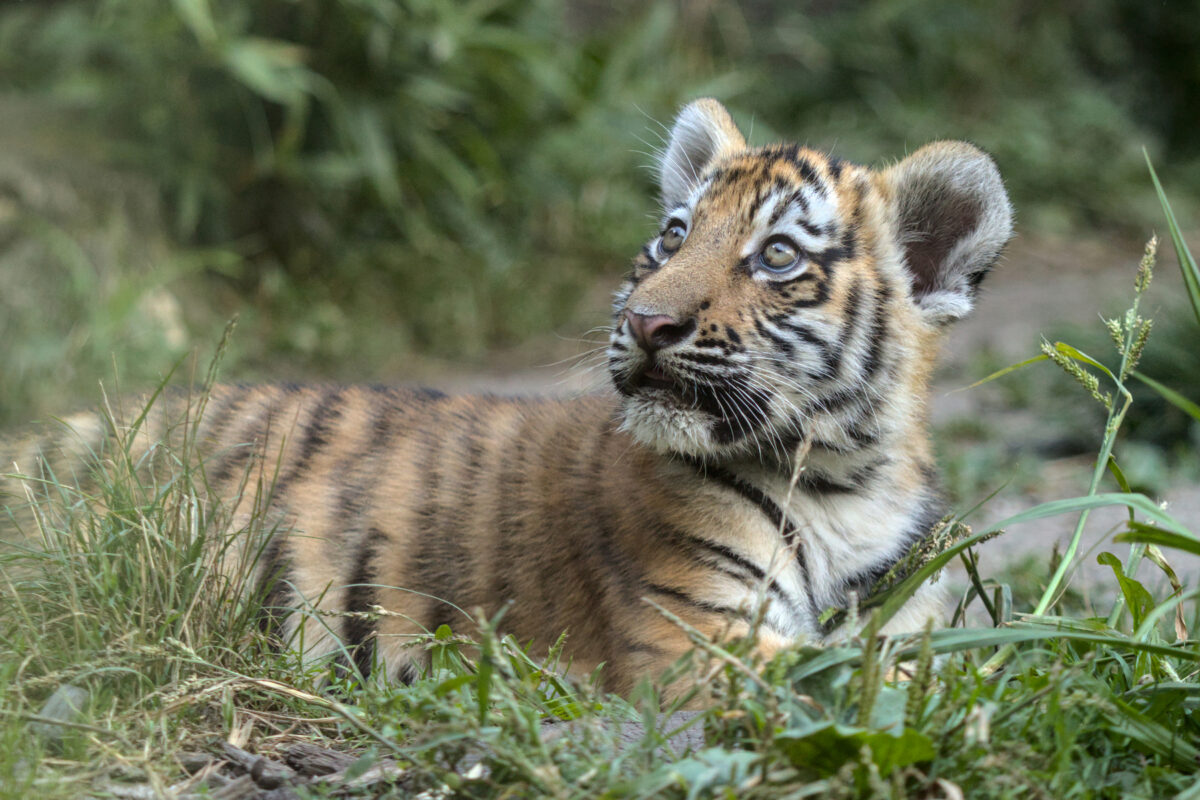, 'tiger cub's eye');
659,220,687,255
760,237,800,272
